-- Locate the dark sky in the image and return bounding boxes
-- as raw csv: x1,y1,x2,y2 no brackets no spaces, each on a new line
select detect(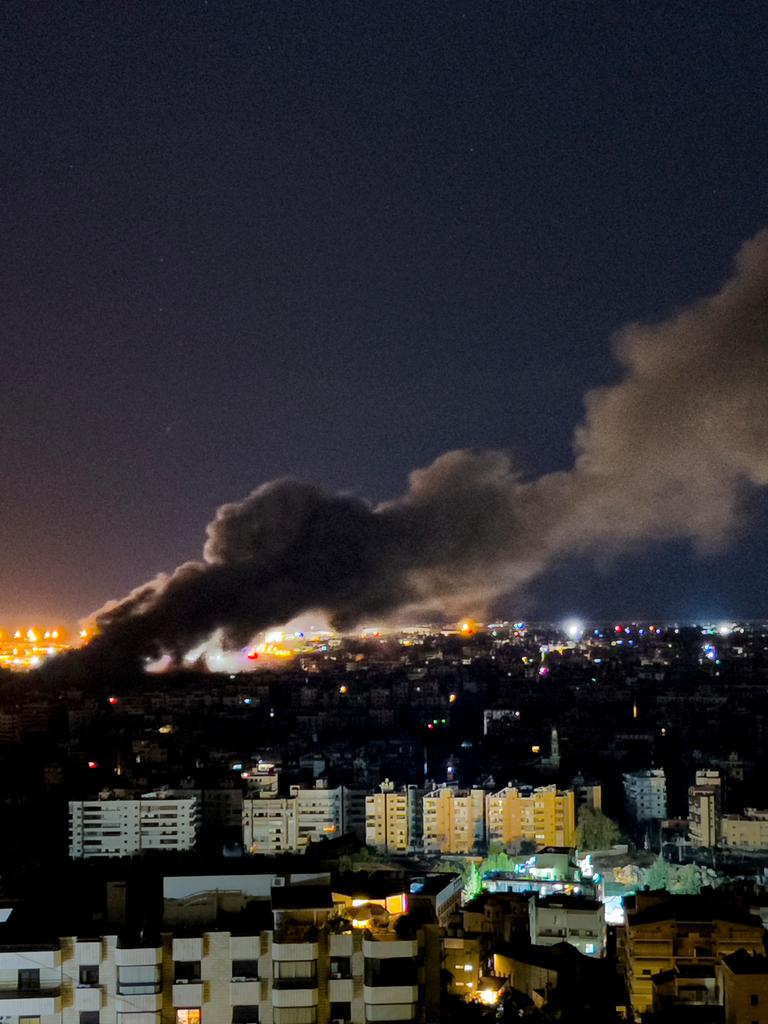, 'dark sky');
2,1,768,627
